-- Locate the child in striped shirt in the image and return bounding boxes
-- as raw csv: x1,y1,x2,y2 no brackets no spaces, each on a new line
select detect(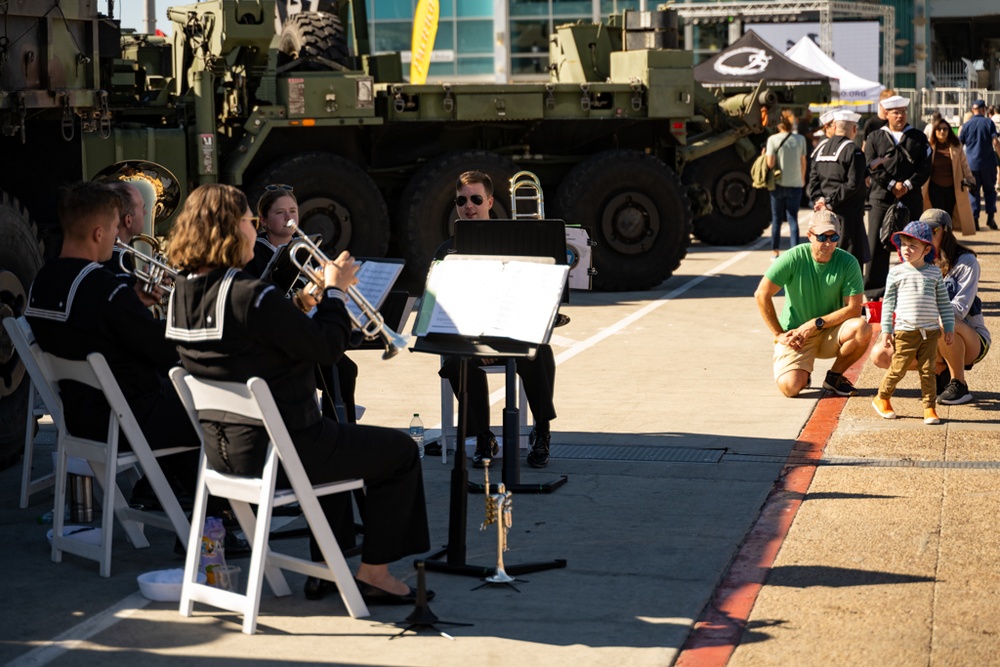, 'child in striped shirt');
873,221,955,424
